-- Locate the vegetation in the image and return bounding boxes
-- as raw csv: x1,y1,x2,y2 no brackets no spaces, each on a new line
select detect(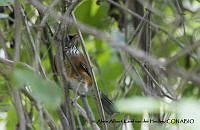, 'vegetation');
0,0,200,130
